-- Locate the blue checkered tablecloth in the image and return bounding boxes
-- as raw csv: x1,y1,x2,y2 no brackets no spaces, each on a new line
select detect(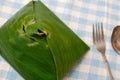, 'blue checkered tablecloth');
0,0,120,80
